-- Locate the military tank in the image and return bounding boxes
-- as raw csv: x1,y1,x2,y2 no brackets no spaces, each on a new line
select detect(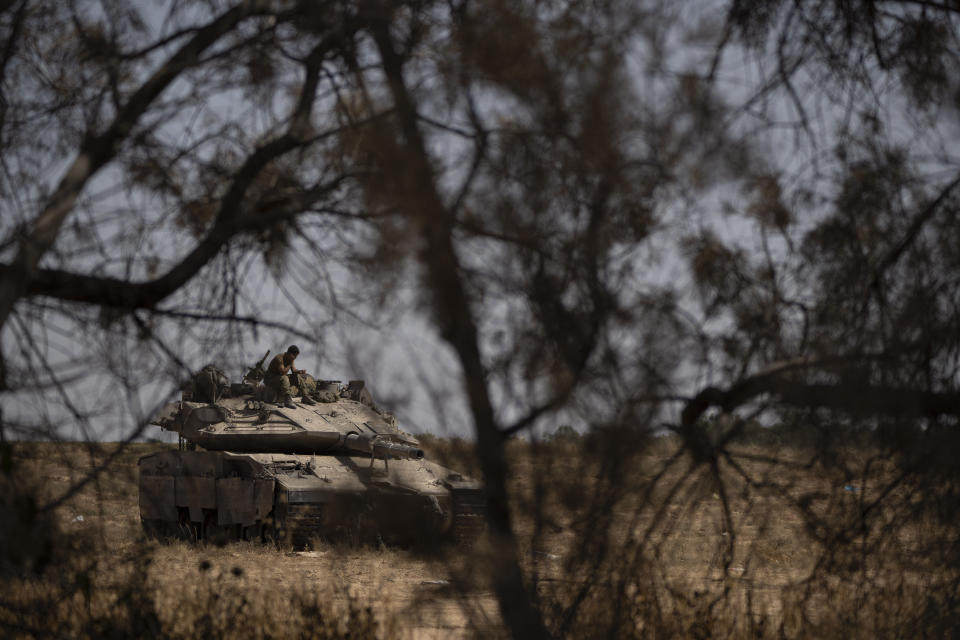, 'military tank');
139,362,485,548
